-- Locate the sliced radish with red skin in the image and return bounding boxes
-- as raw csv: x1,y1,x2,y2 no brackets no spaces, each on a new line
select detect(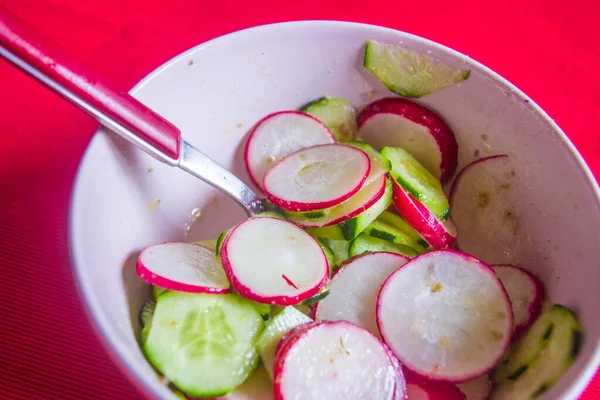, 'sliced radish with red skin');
357,97,458,182
449,155,526,265
273,320,405,400
315,252,408,338
274,321,323,361
456,375,492,400
286,174,387,228
492,265,545,341
220,217,329,306
263,144,371,212
377,250,513,383
244,111,335,190
392,179,456,249
136,242,230,294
